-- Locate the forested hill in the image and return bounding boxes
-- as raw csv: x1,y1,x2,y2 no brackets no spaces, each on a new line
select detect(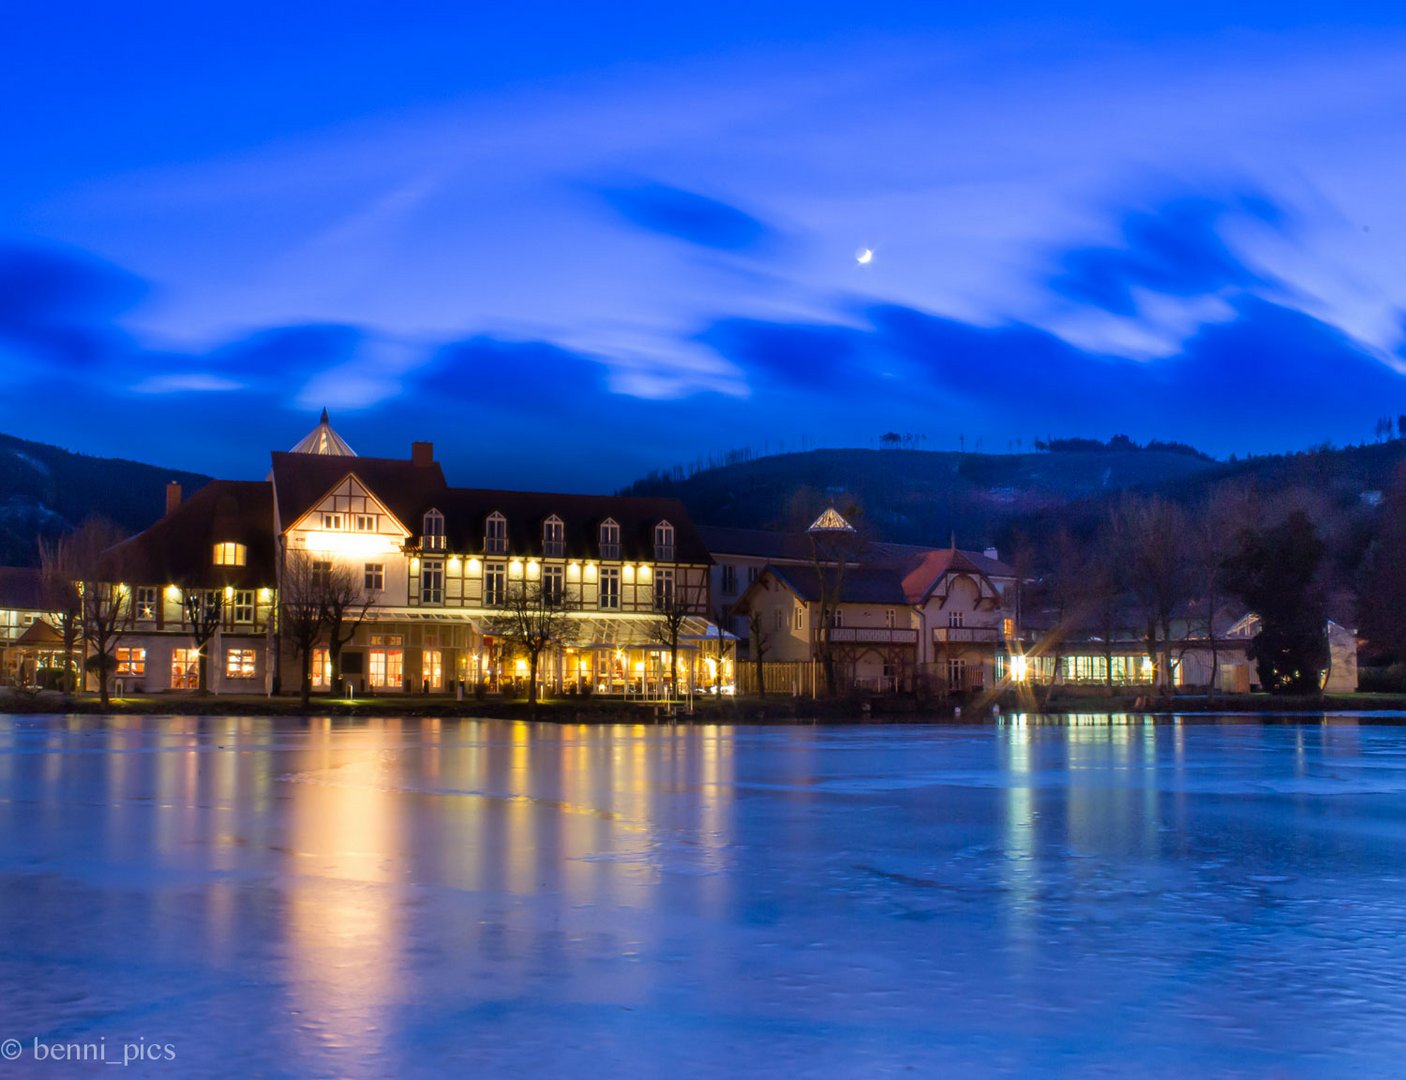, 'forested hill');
619,441,1406,548
0,433,210,567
